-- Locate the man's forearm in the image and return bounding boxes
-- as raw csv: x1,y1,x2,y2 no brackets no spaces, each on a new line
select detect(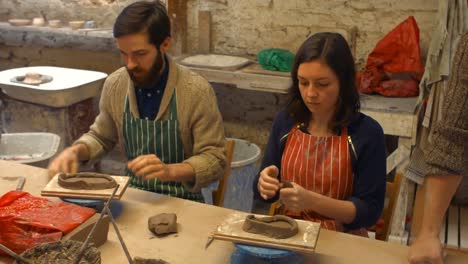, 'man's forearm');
70,143,91,162
420,174,462,236
168,163,195,182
